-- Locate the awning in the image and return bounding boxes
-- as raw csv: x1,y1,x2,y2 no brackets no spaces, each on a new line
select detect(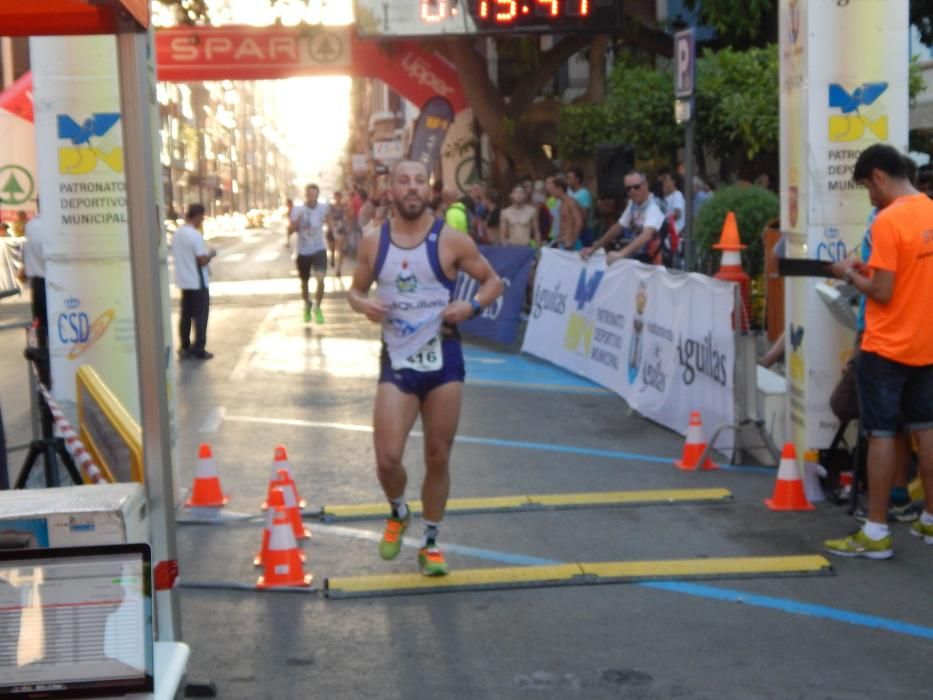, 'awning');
0,0,148,36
